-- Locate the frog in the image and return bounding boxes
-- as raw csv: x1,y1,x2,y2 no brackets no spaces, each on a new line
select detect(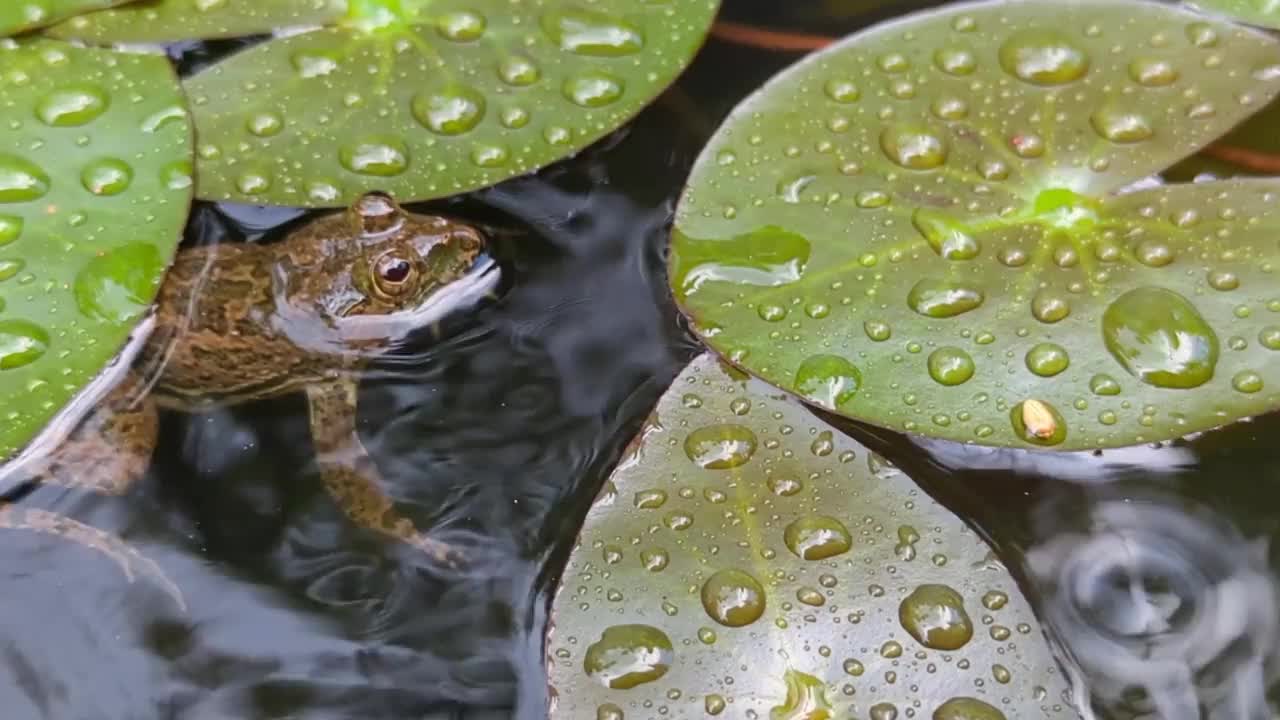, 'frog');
0,192,495,606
